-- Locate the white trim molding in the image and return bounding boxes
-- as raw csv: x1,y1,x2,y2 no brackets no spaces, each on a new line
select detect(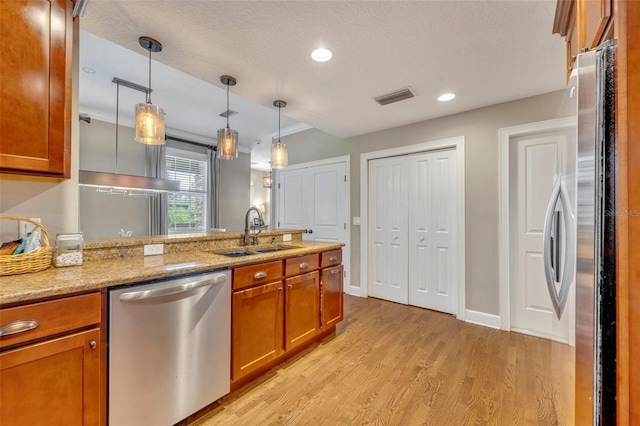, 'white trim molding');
359,136,466,319
498,117,576,331
465,310,501,329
